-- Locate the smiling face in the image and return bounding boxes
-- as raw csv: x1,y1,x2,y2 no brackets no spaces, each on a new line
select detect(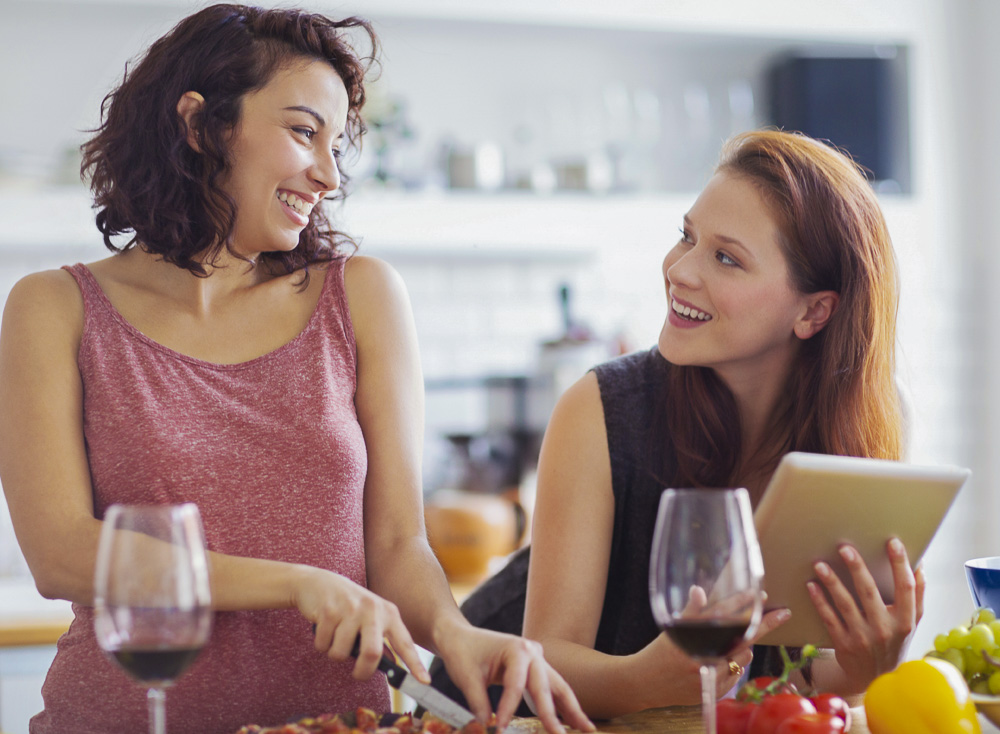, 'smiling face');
220,59,349,258
658,172,815,388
